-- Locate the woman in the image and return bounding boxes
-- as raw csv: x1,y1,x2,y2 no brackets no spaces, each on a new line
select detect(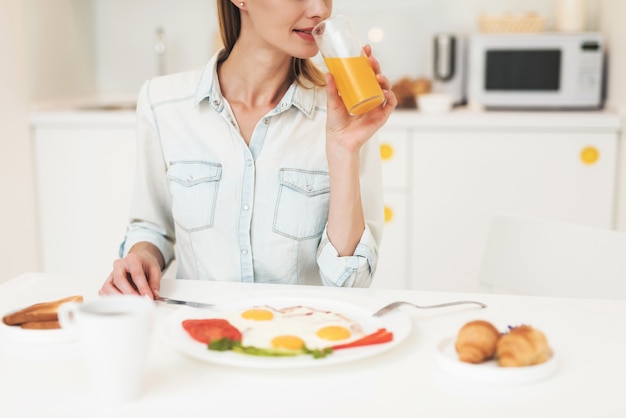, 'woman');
99,0,397,298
